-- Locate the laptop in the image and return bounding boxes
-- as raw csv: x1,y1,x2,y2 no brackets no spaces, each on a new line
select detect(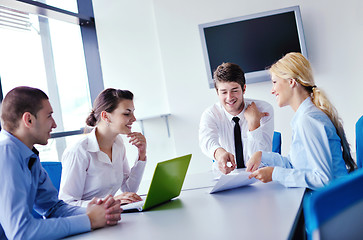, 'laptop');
122,154,192,212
